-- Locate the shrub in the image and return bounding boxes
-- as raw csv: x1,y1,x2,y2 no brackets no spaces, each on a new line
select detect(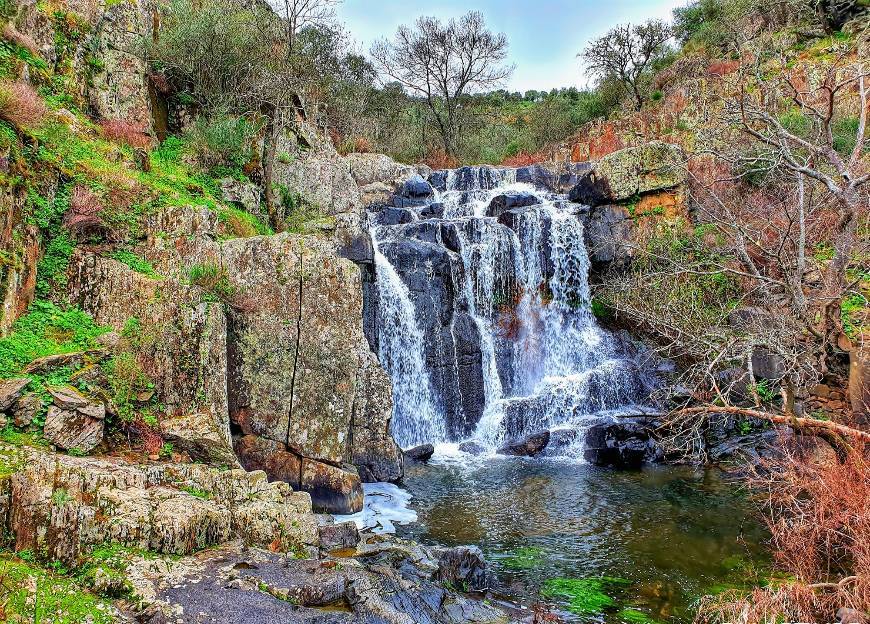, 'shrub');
185,113,260,170
216,206,271,238
99,119,151,149
35,229,74,298
63,185,109,240
189,262,237,302
0,80,47,129
104,351,151,422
